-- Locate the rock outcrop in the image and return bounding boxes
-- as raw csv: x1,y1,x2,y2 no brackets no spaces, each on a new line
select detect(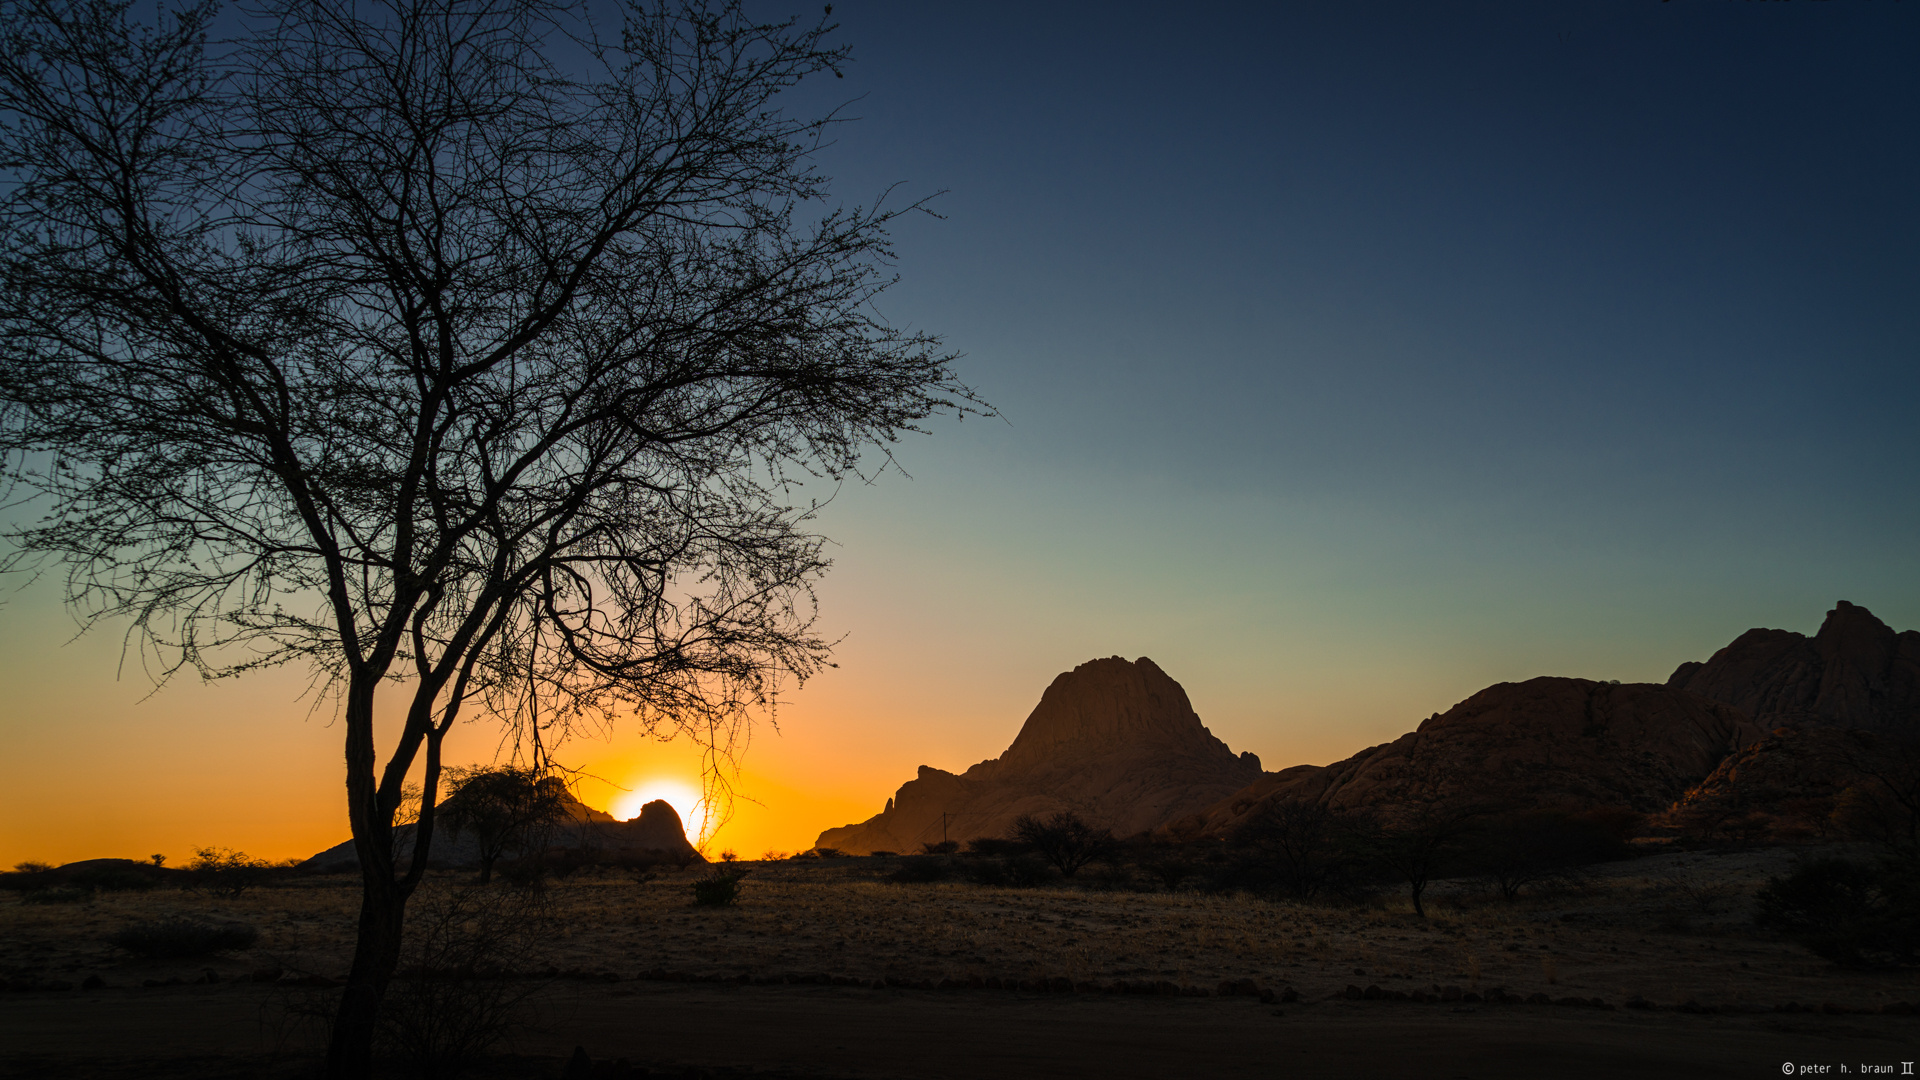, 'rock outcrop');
1667,601,1920,731
1163,677,1763,838
813,657,1263,854
300,792,702,872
